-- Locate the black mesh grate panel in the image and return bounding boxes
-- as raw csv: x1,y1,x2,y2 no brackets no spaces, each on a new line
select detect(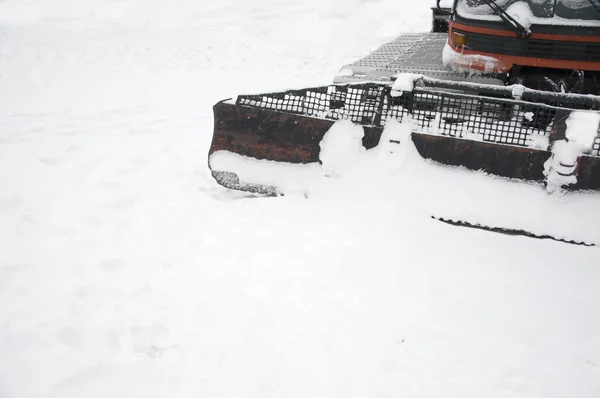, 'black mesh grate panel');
236,83,600,154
